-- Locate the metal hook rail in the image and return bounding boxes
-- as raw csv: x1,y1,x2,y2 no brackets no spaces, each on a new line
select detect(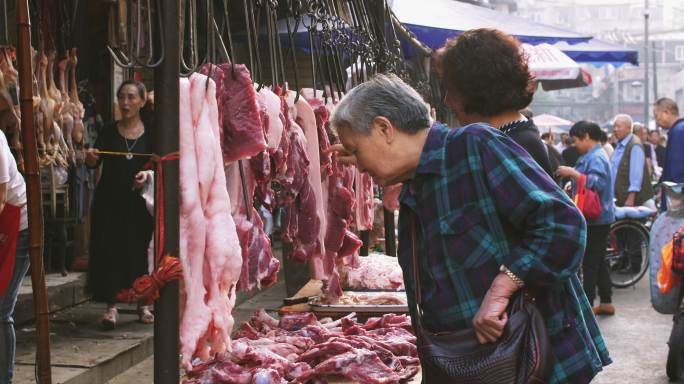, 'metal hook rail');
106,0,165,69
